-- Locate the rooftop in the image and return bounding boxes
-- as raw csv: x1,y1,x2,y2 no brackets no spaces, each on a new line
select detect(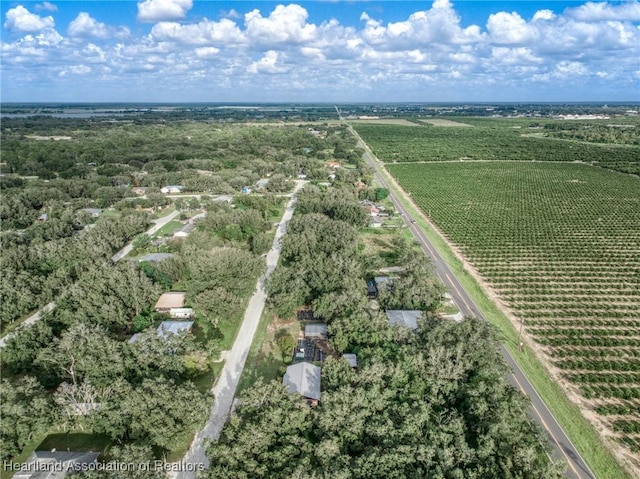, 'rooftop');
342,353,357,368
155,291,186,310
283,362,321,401
386,310,423,330
156,321,194,339
138,253,174,263
304,323,327,338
